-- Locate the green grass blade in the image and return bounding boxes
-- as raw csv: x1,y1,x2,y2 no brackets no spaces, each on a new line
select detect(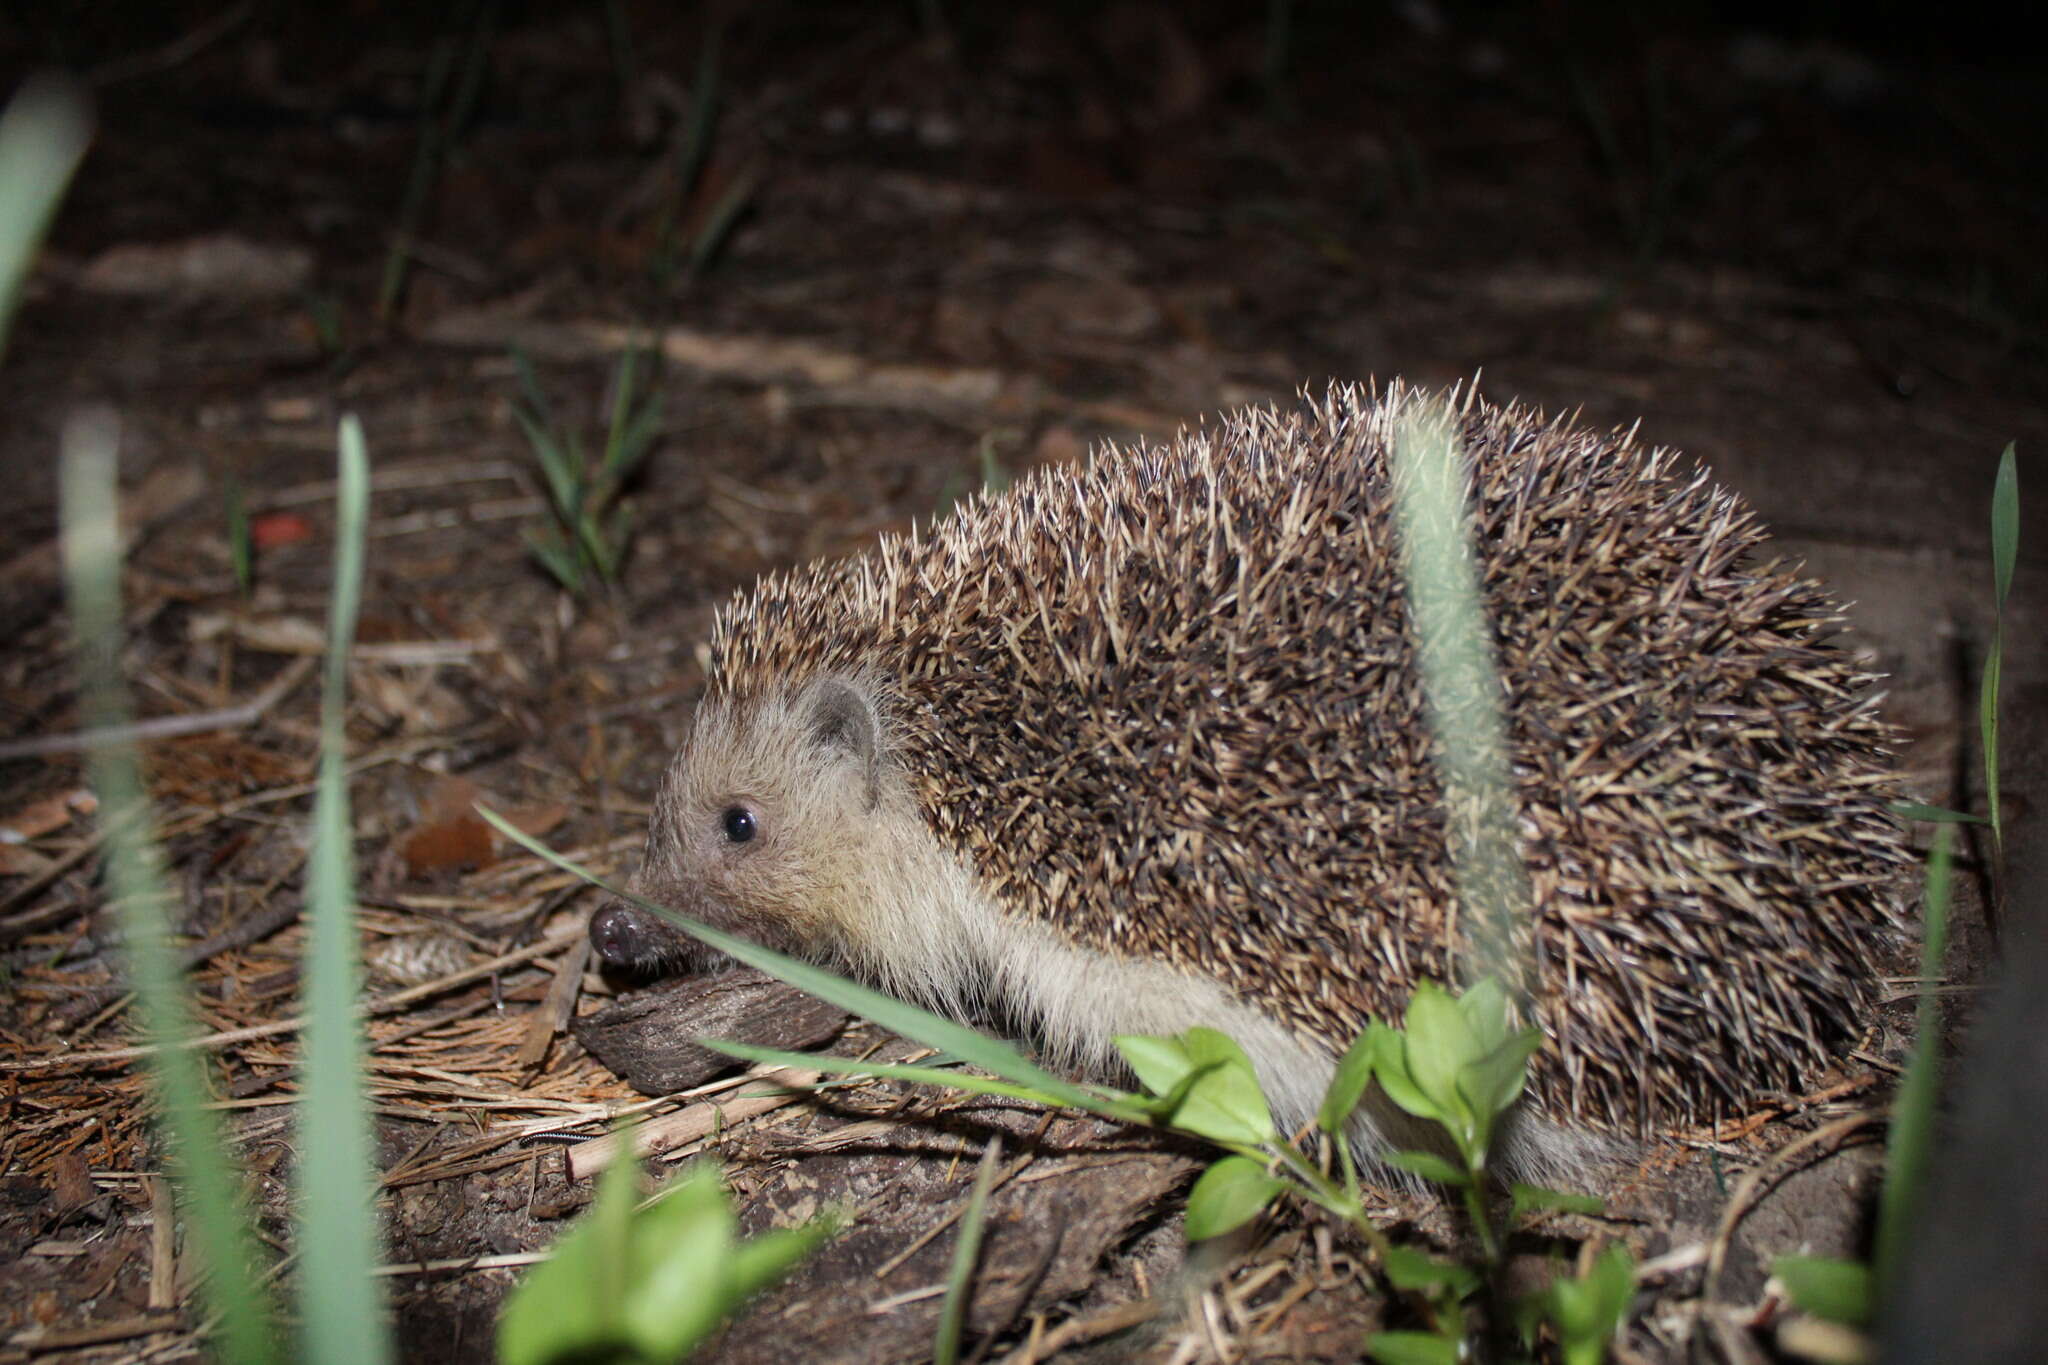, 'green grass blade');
933,1136,1001,1365
676,29,723,202
1980,629,2002,851
0,73,93,360
374,37,454,322
699,1040,1145,1122
510,346,557,435
476,808,1125,1113
376,4,496,322
296,417,392,1364
1990,443,2017,608
687,164,761,277
599,345,642,480
512,407,577,515
1877,823,1953,1292
224,476,252,597
61,409,280,1364
1982,442,2016,852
